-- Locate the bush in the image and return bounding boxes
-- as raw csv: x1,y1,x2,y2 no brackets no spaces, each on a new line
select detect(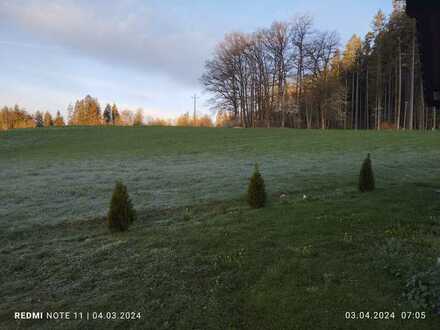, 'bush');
359,153,375,192
108,181,136,231
247,164,266,209
404,265,440,312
